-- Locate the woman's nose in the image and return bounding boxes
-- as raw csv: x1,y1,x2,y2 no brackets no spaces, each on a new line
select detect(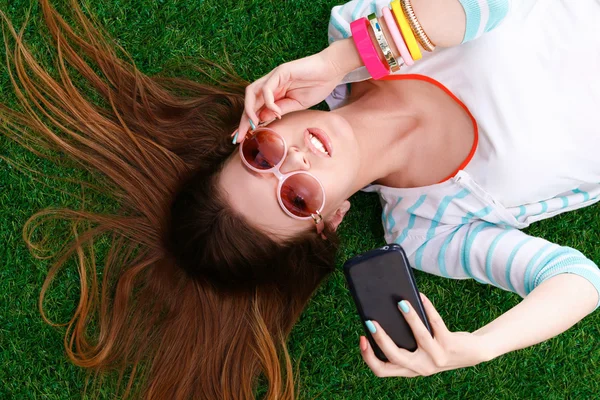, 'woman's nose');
280,146,310,174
